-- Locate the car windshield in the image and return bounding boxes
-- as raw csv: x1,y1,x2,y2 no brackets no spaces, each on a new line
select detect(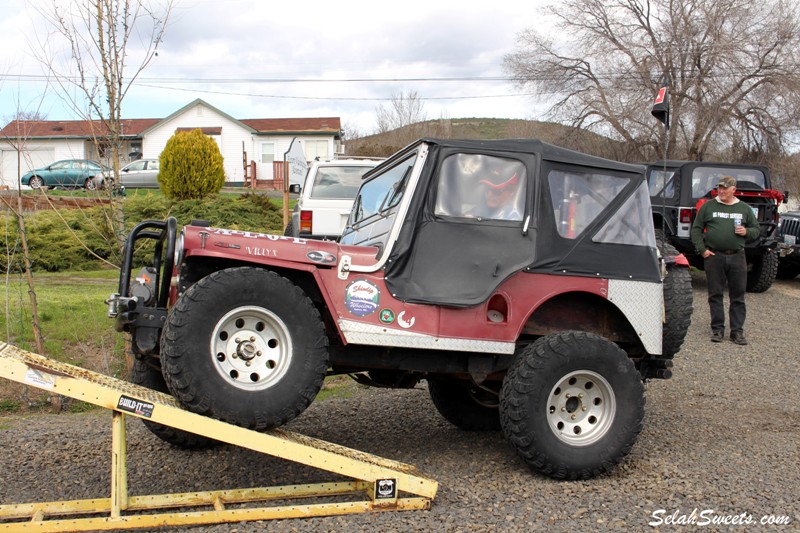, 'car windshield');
351,156,415,224
309,165,374,199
